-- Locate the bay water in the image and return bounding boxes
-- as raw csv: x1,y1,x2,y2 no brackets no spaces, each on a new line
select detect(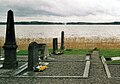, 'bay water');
0,25,120,38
